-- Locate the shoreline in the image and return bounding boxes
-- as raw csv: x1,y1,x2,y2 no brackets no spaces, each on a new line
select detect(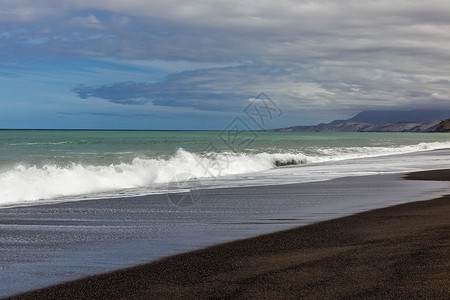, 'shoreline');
404,168,450,181
7,170,450,299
